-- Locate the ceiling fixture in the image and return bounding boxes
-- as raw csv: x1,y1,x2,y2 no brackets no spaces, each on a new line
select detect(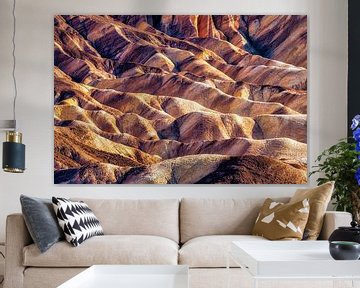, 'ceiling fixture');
1,0,25,173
